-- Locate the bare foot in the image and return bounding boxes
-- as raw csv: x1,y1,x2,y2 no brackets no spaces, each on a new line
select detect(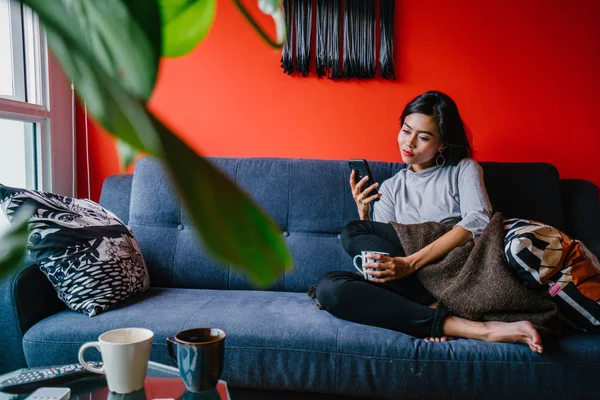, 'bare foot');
424,336,454,343
482,321,543,353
